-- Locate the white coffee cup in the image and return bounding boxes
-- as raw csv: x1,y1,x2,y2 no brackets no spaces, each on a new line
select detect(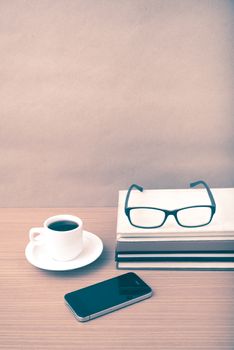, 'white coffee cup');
29,214,83,261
